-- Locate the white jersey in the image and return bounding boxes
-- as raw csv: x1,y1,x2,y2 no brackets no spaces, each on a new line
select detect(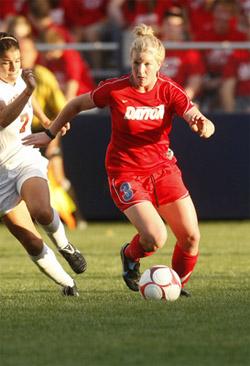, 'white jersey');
0,72,39,168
